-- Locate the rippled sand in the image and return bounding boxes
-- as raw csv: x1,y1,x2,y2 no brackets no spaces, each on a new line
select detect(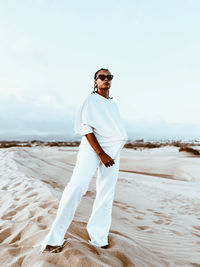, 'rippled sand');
0,146,200,266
